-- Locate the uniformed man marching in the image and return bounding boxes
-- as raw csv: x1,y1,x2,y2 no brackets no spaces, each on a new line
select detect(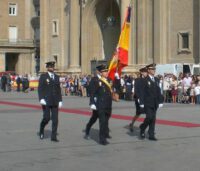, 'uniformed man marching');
129,67,148,132
138,64,163,141
84,69,101,139
86,64,112,145
84,65,112,141
38,61,62,142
